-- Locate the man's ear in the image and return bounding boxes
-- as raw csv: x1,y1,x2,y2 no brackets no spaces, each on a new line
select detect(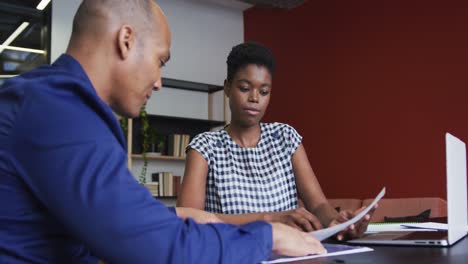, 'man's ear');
116,25,135,60
224,79,230,98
